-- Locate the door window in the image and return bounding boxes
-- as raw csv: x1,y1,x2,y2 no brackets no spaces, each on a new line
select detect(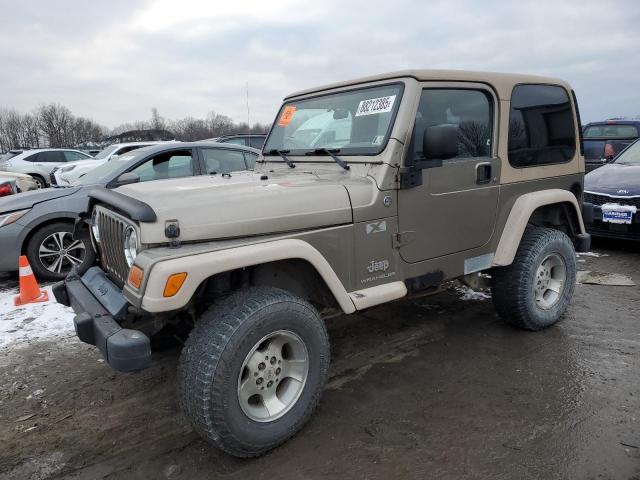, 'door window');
249,136,265,149
412,89,492,161
131,150,194,182
201,148,247,174
508,85,576,167
244,152,258,169
63,151,89,162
